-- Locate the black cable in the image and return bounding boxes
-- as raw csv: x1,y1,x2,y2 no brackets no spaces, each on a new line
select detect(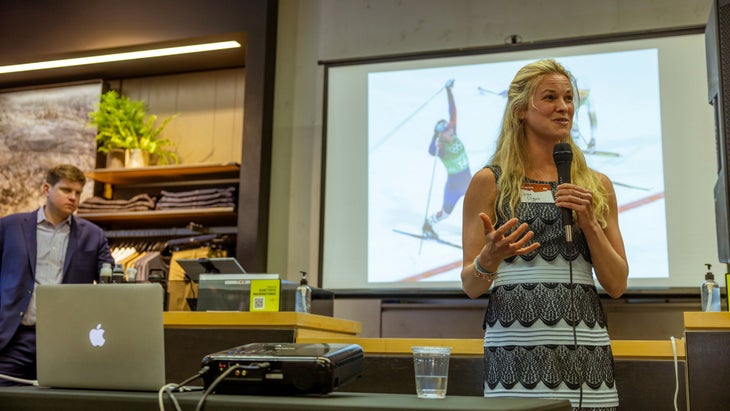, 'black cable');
567,241,584,410
159,366,210,411
177,366,210,388
194,362,270,411
194,365,240,411
183,273,197,298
